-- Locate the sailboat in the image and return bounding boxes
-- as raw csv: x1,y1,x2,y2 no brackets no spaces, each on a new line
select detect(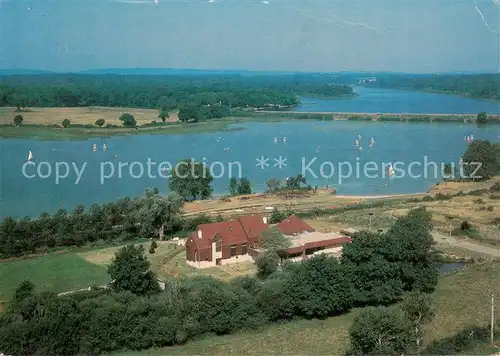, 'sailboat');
387,163,395,178
27,150,33,162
